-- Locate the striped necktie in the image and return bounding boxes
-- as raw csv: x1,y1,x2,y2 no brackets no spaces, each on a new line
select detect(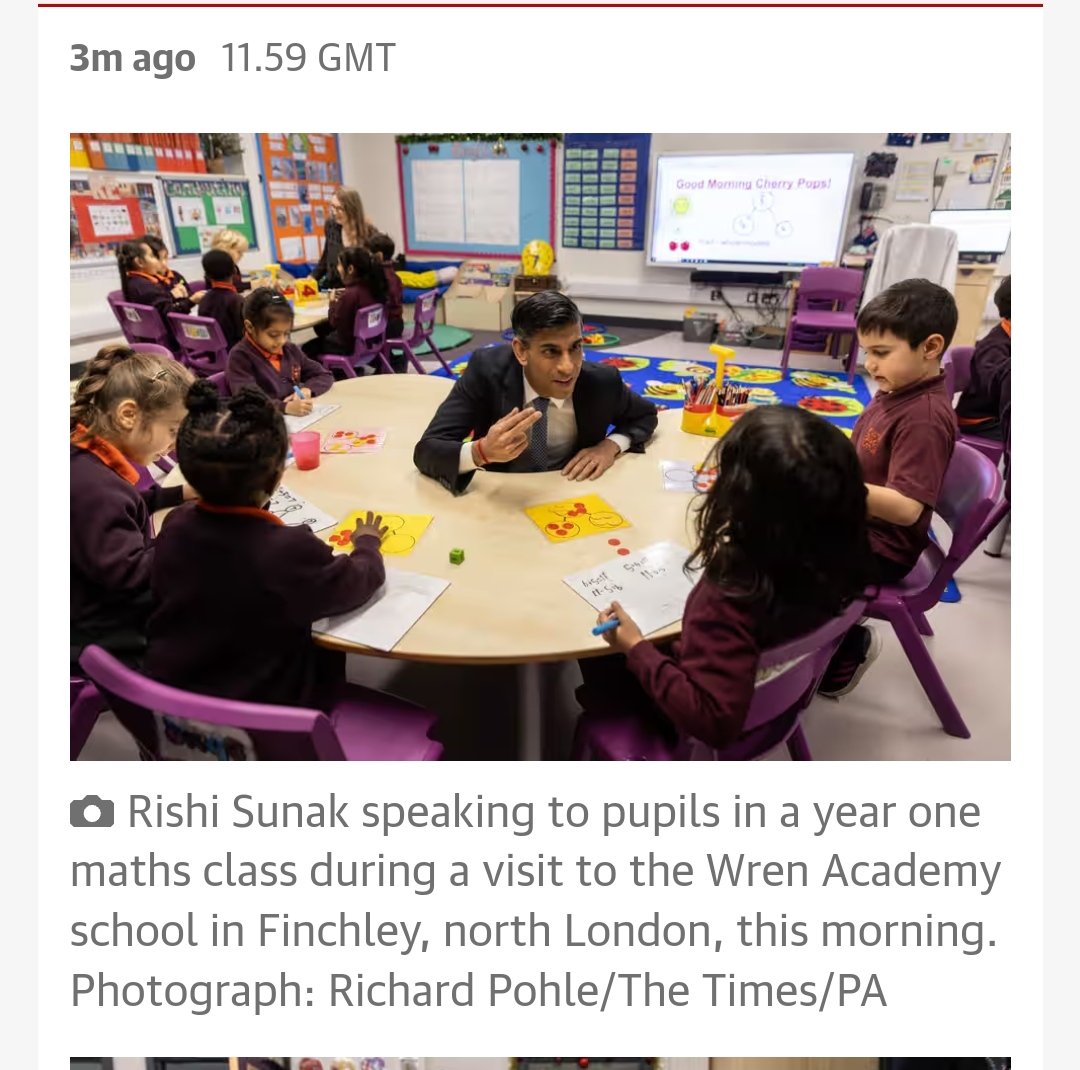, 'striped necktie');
524,396,551,471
